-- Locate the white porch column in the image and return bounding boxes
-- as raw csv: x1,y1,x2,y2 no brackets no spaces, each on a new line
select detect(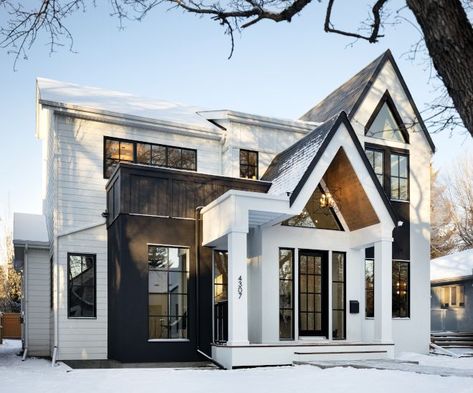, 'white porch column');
227,230,249,345
374,239,393,343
